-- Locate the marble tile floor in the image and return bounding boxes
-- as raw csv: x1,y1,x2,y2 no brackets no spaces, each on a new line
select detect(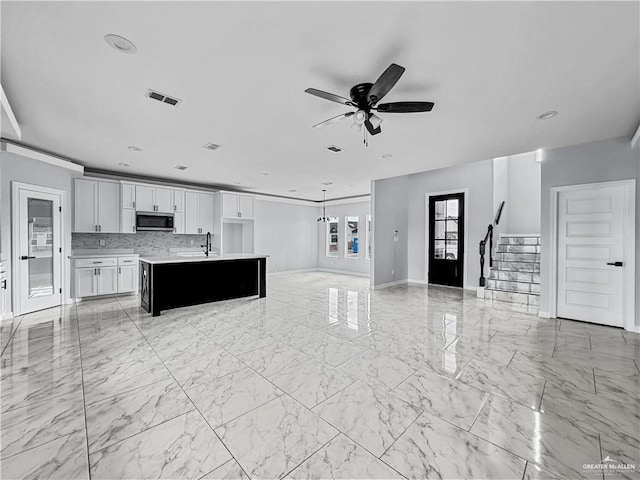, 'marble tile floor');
1,272,638,479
